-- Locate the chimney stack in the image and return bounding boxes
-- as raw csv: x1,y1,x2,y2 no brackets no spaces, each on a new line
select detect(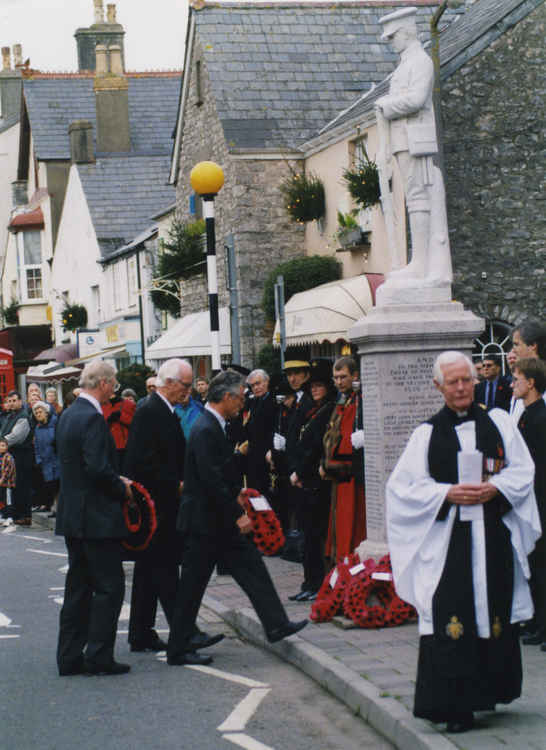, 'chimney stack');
95,43,108,74
94,0,105,24
94,45,130,153
13,44,22,67
107,4,117,24
69,120,95,164
1,47,10,71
